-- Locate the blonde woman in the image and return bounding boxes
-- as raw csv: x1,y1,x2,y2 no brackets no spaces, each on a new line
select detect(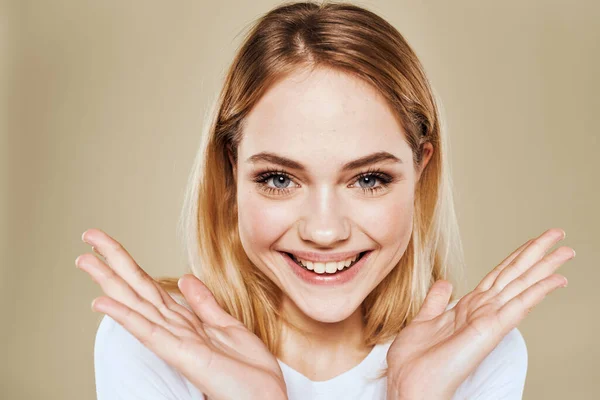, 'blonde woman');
77,2,574,399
